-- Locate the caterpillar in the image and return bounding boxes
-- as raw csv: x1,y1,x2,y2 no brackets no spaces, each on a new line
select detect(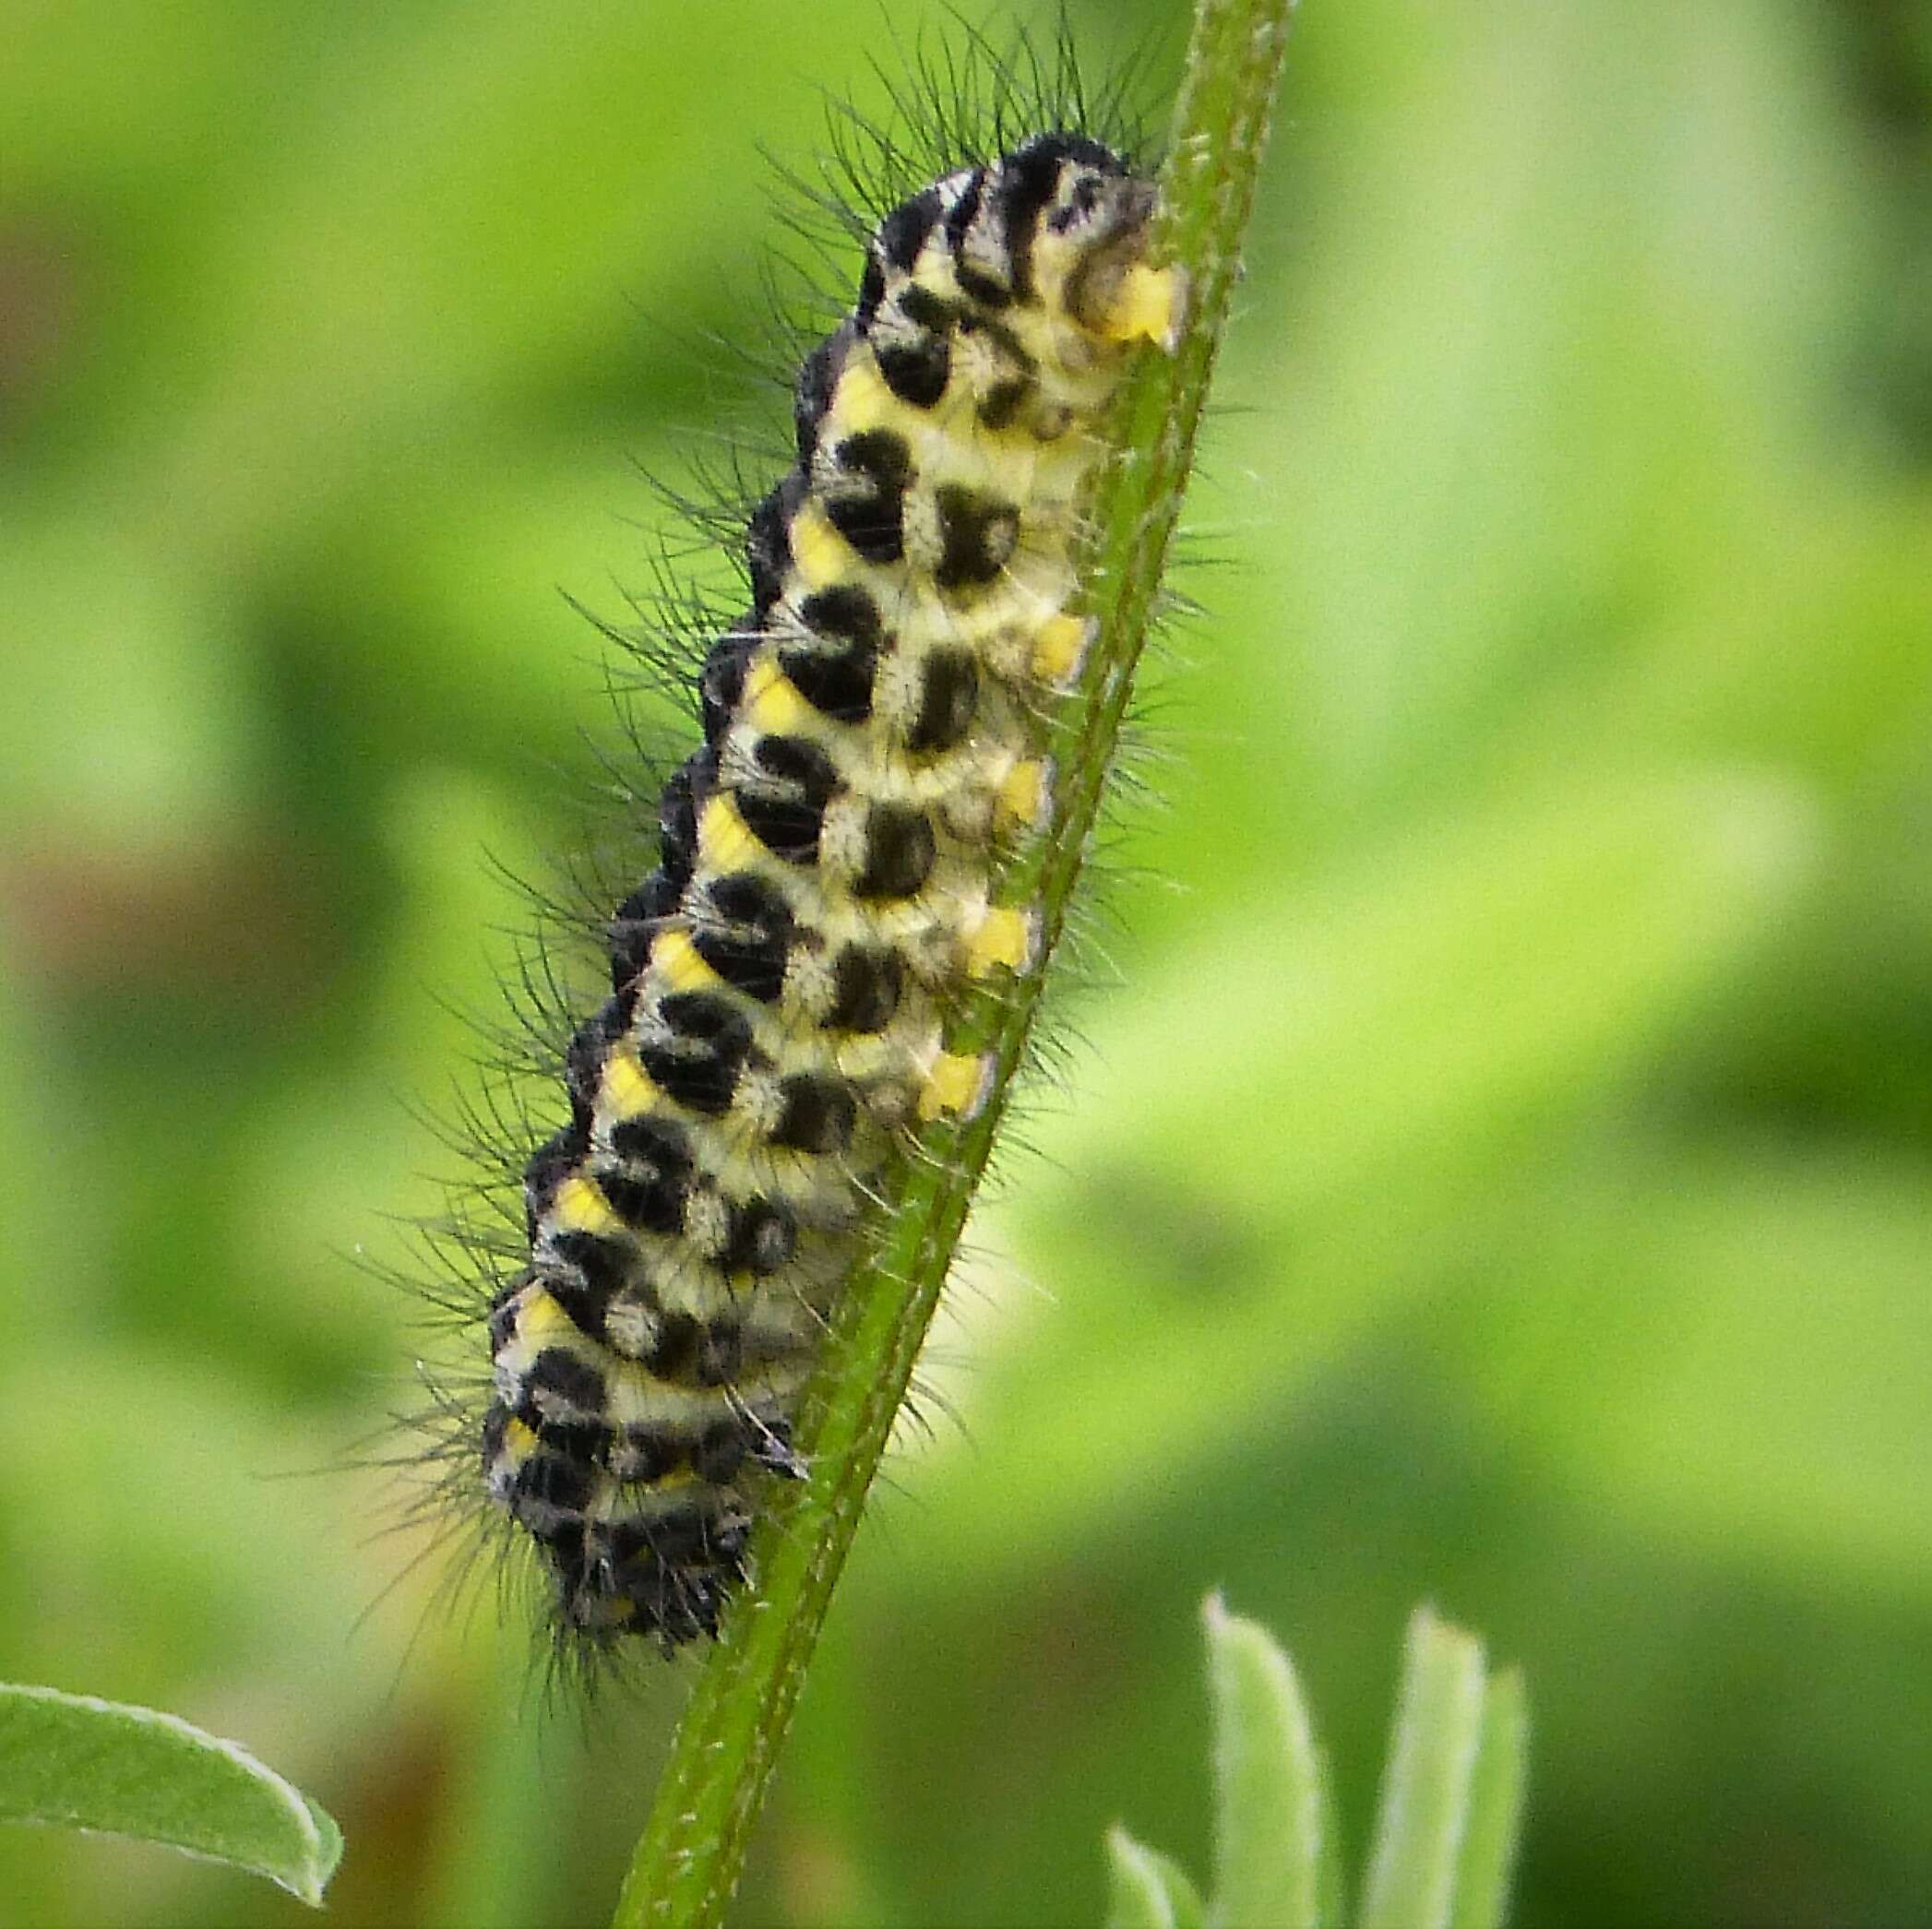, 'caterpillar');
423,49,1184,1660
